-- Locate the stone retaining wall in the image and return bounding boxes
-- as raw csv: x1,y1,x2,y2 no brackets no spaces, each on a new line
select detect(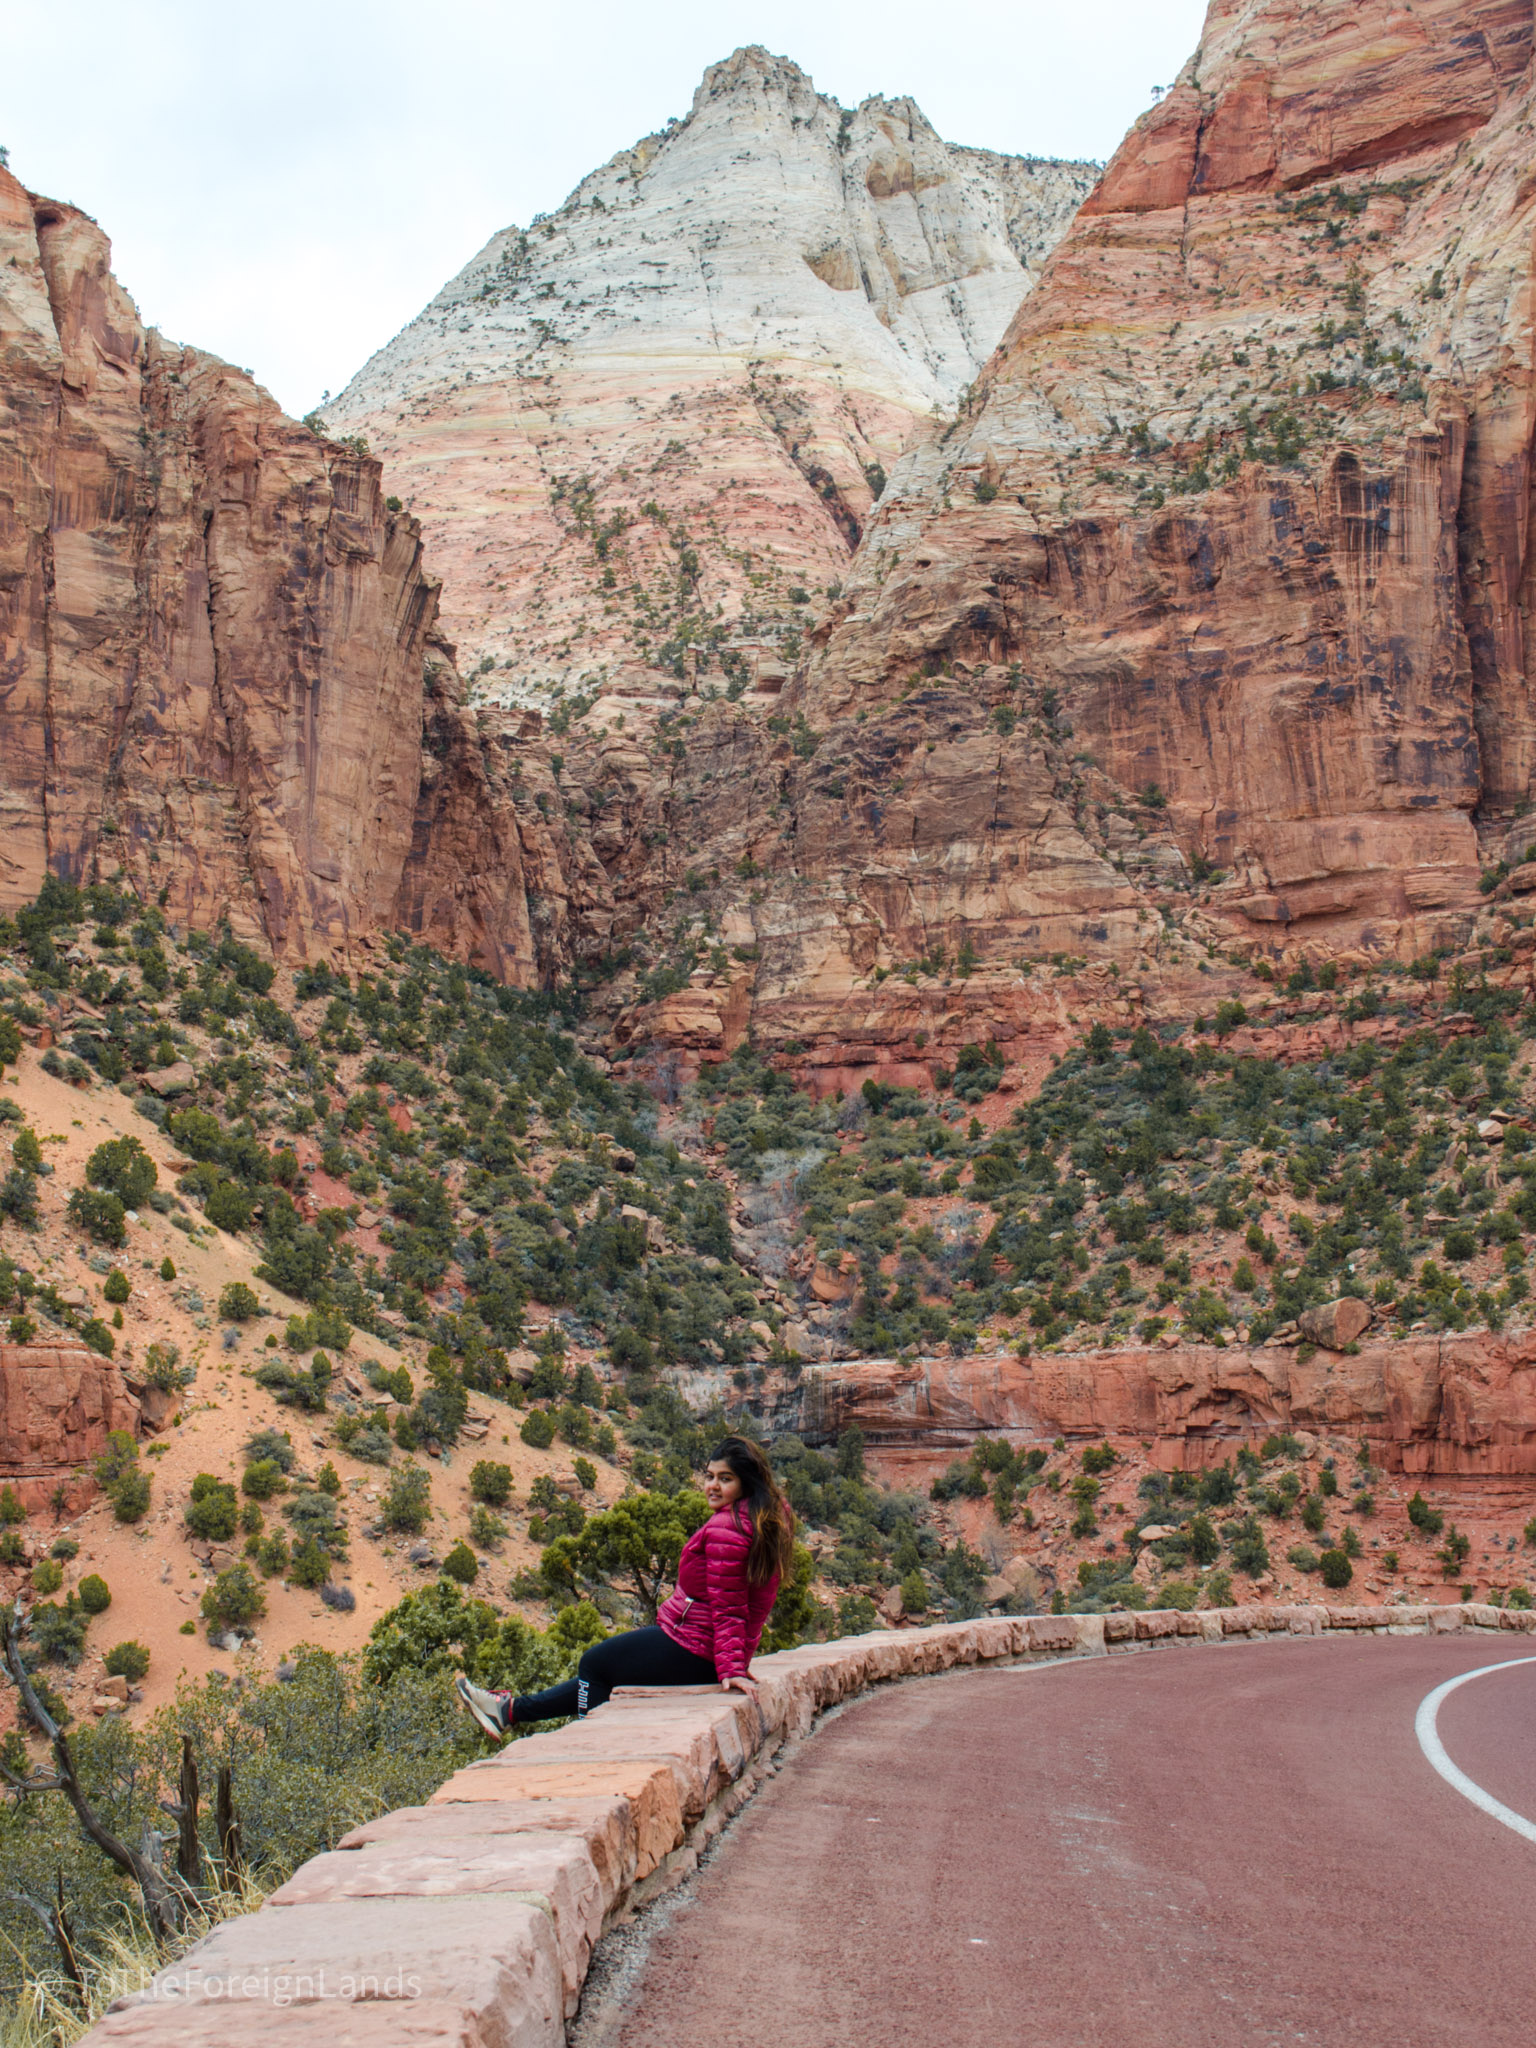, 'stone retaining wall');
84,1601,1535,2047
